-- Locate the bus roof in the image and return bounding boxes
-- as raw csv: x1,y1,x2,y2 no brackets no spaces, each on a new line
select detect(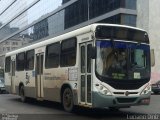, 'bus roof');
5,23,146,57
